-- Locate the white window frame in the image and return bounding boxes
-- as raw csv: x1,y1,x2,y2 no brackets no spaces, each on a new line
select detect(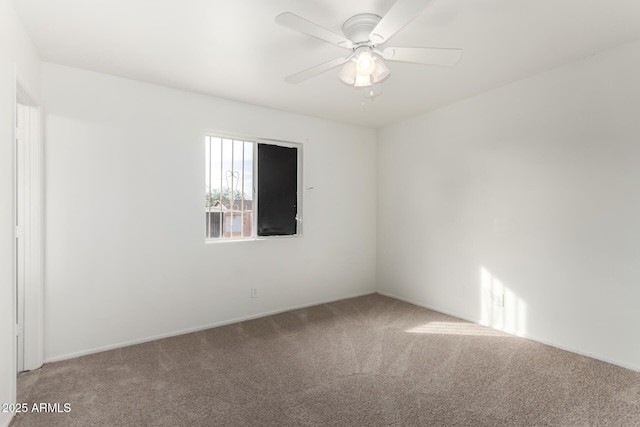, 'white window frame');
204,133,303,242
